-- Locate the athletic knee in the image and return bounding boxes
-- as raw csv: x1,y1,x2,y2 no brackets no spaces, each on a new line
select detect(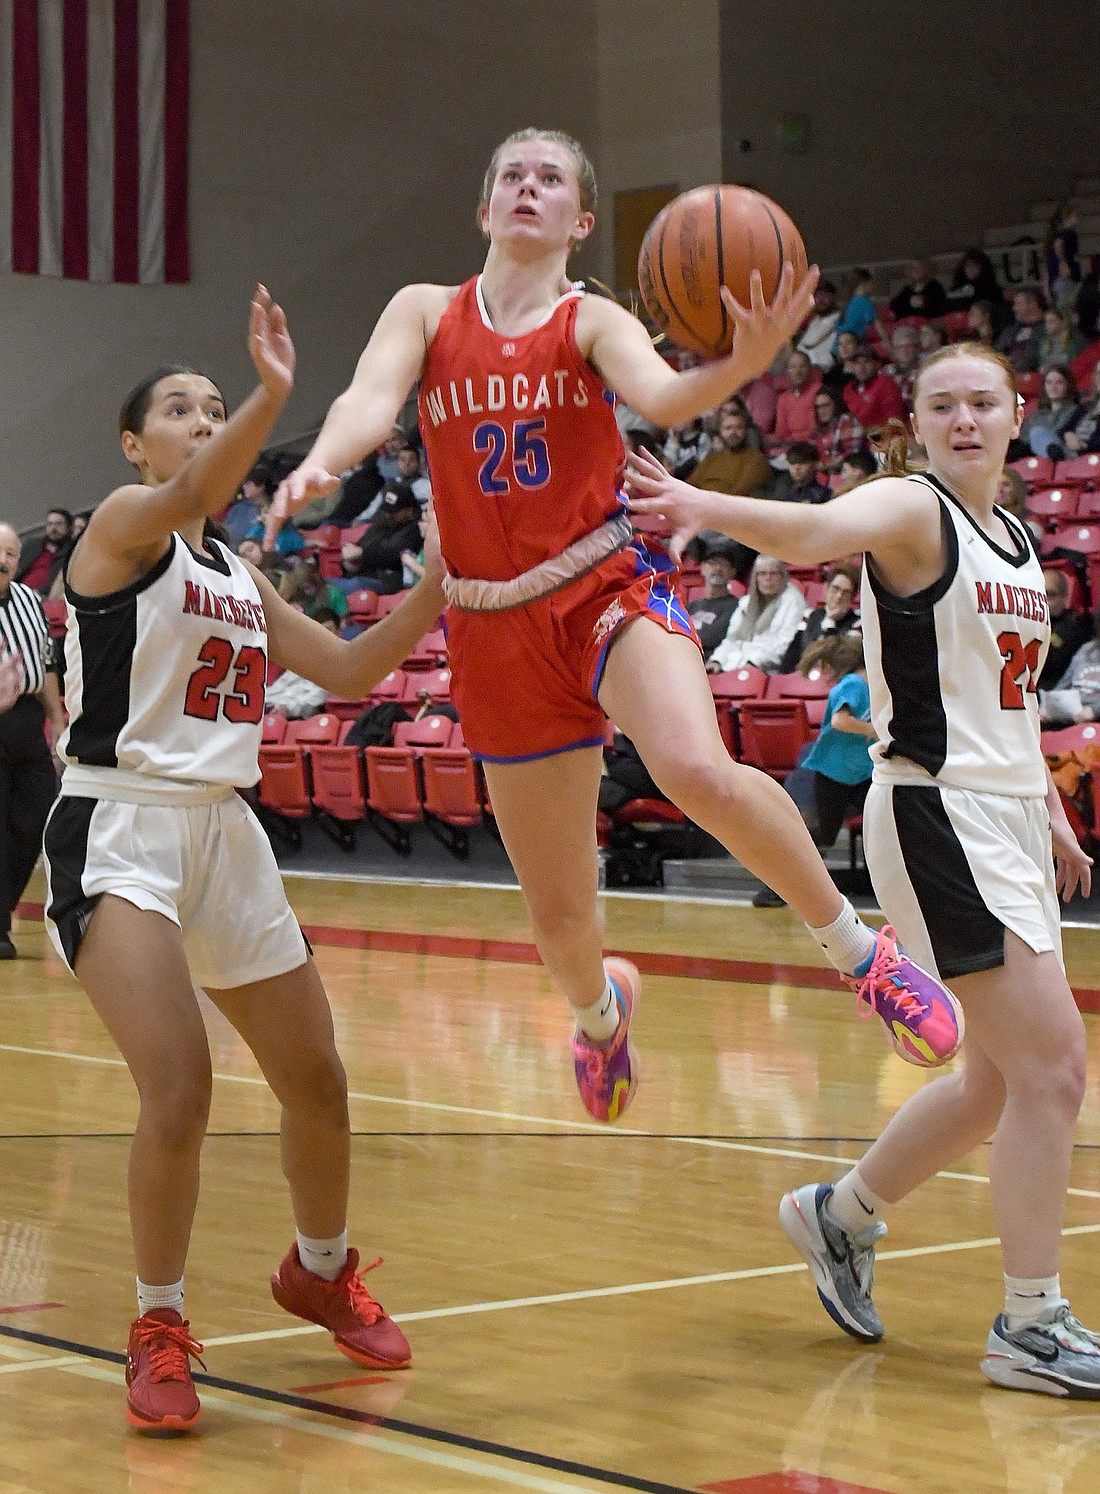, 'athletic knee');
136,1067,212,1150
644,751,734,817
281,1048,349,1125
525,888,600,947
1009,1035,1087,1118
